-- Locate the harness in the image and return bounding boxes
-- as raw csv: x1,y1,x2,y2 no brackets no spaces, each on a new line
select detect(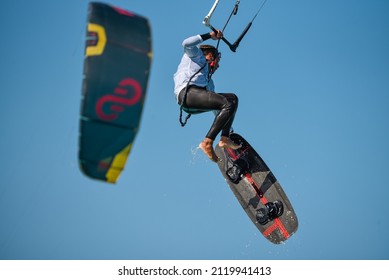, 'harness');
179,63,207,127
